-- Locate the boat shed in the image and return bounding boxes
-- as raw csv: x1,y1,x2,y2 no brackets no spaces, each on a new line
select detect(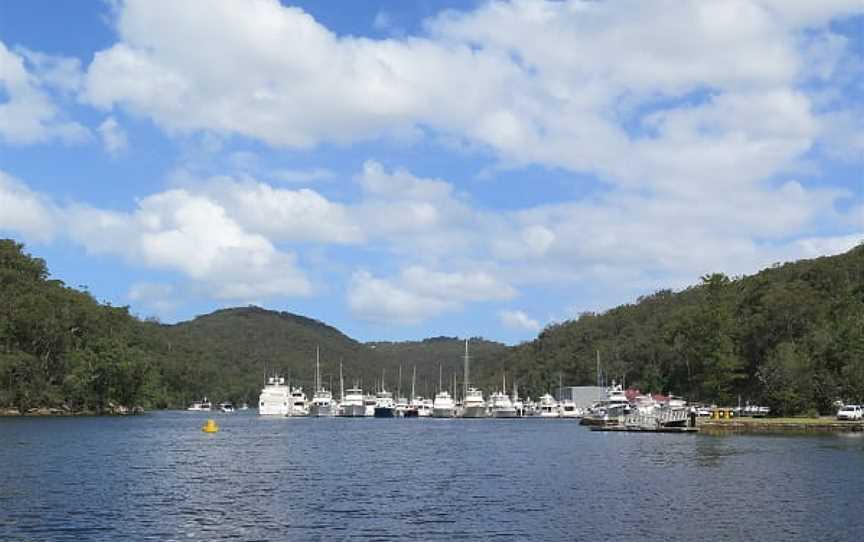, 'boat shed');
556,386,604,409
